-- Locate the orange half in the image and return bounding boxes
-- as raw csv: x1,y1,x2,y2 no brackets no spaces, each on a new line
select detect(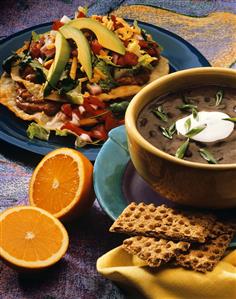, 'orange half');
0,206,69,269
29,148,94,220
